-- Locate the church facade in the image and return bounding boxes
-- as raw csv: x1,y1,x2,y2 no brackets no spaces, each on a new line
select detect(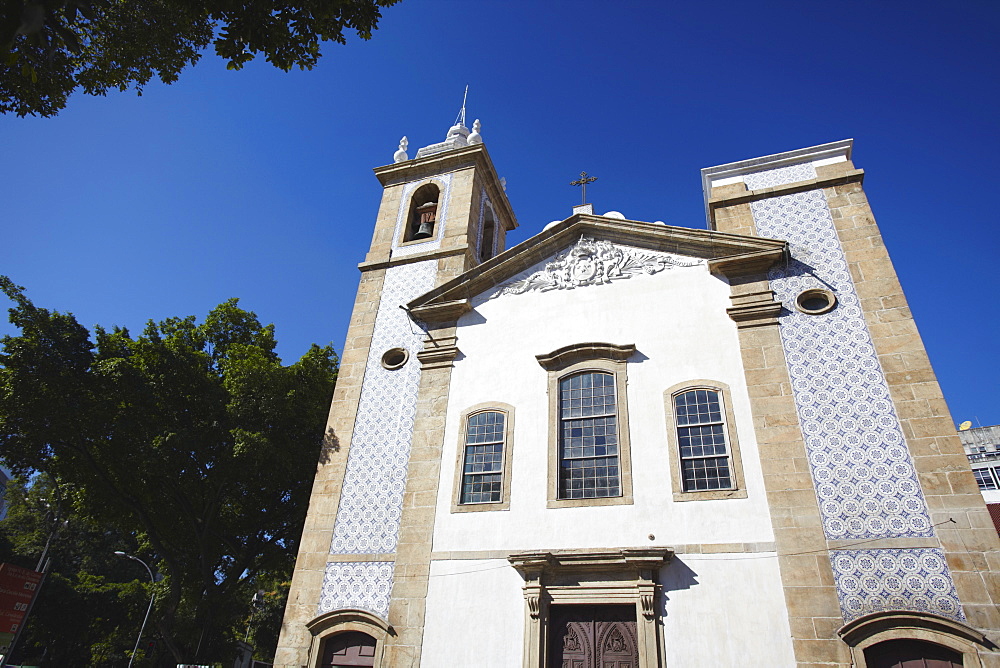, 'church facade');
274,124,1000,667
